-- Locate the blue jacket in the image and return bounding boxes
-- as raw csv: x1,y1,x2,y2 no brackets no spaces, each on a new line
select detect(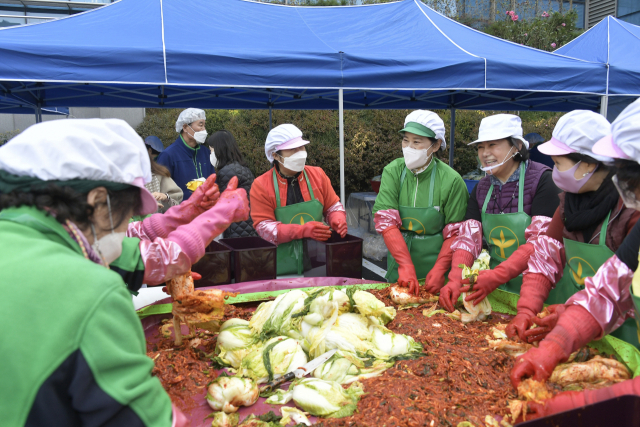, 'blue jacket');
157,135,215,196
